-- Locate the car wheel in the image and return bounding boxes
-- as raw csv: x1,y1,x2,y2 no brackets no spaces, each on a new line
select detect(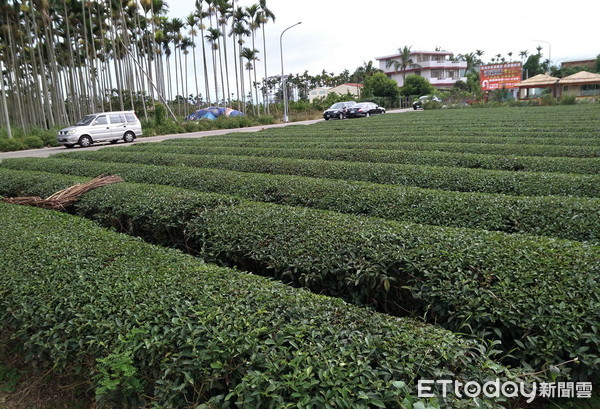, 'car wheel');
123,132,135,143
338,113,343,120
324,117,329,121
64,144,74,149
78,135,92,148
